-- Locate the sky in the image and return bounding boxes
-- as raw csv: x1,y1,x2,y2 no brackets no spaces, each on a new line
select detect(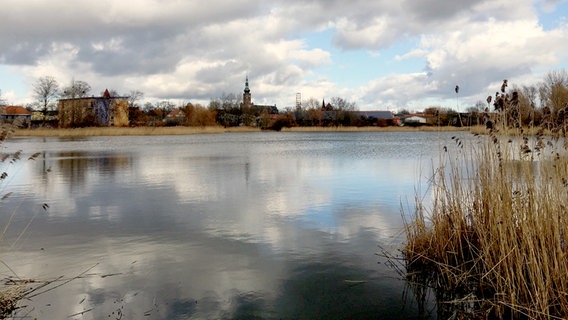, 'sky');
0,0,567,112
